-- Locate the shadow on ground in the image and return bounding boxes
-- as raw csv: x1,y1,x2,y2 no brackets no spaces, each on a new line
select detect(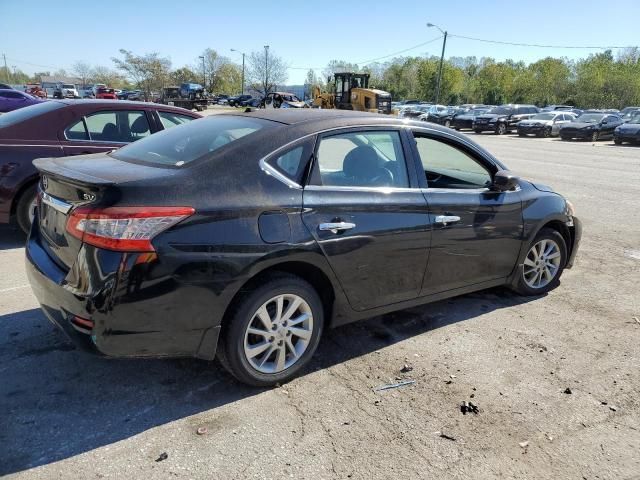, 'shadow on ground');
0,224,26,251
0,287,539,475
